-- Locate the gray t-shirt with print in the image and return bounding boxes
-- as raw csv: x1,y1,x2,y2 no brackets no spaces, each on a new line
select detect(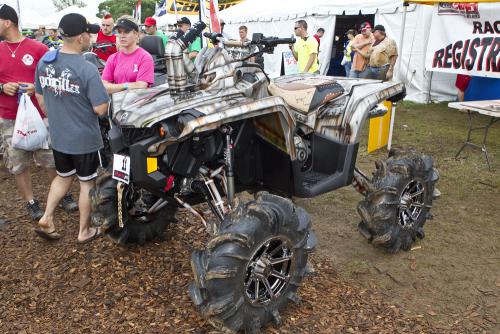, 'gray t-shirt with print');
35,52,109,154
